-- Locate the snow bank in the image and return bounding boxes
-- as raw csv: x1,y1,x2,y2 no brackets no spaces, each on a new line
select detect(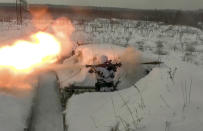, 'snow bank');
30,72,63,131
0,91,34,131
66,51,203,131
